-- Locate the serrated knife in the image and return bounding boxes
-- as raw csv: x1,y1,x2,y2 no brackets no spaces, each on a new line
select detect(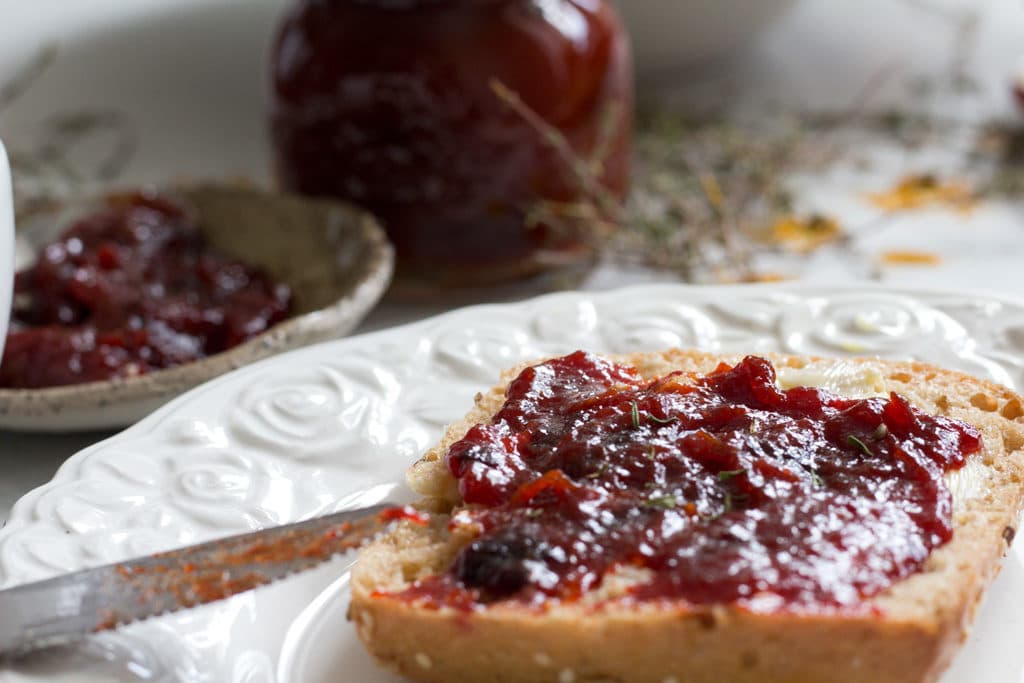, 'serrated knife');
0,502,405,658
